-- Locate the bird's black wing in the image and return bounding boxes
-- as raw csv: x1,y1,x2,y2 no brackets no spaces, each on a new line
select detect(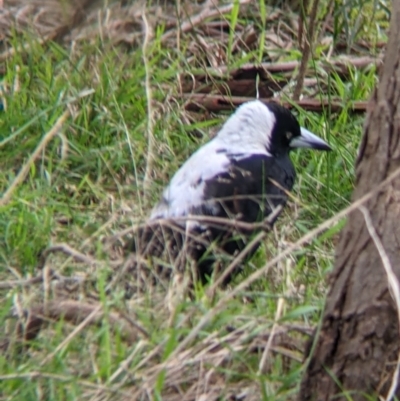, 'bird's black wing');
127,153,295,285
202,153,296,224
182,153,296,281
